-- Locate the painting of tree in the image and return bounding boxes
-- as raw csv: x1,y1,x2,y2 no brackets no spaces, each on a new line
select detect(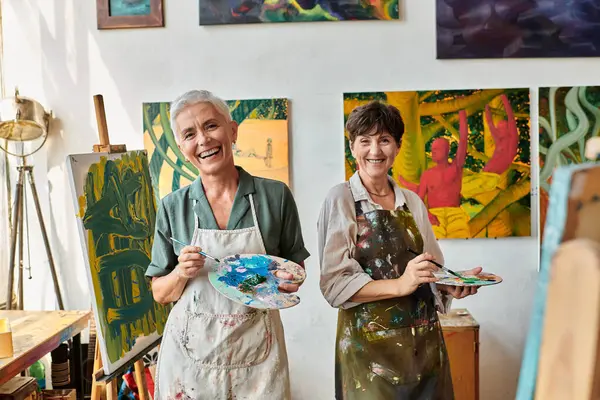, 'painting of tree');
344,89,531,239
